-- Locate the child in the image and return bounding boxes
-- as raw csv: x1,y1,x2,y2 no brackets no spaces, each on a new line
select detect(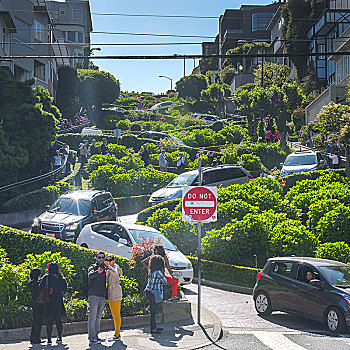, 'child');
144,255,167,334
